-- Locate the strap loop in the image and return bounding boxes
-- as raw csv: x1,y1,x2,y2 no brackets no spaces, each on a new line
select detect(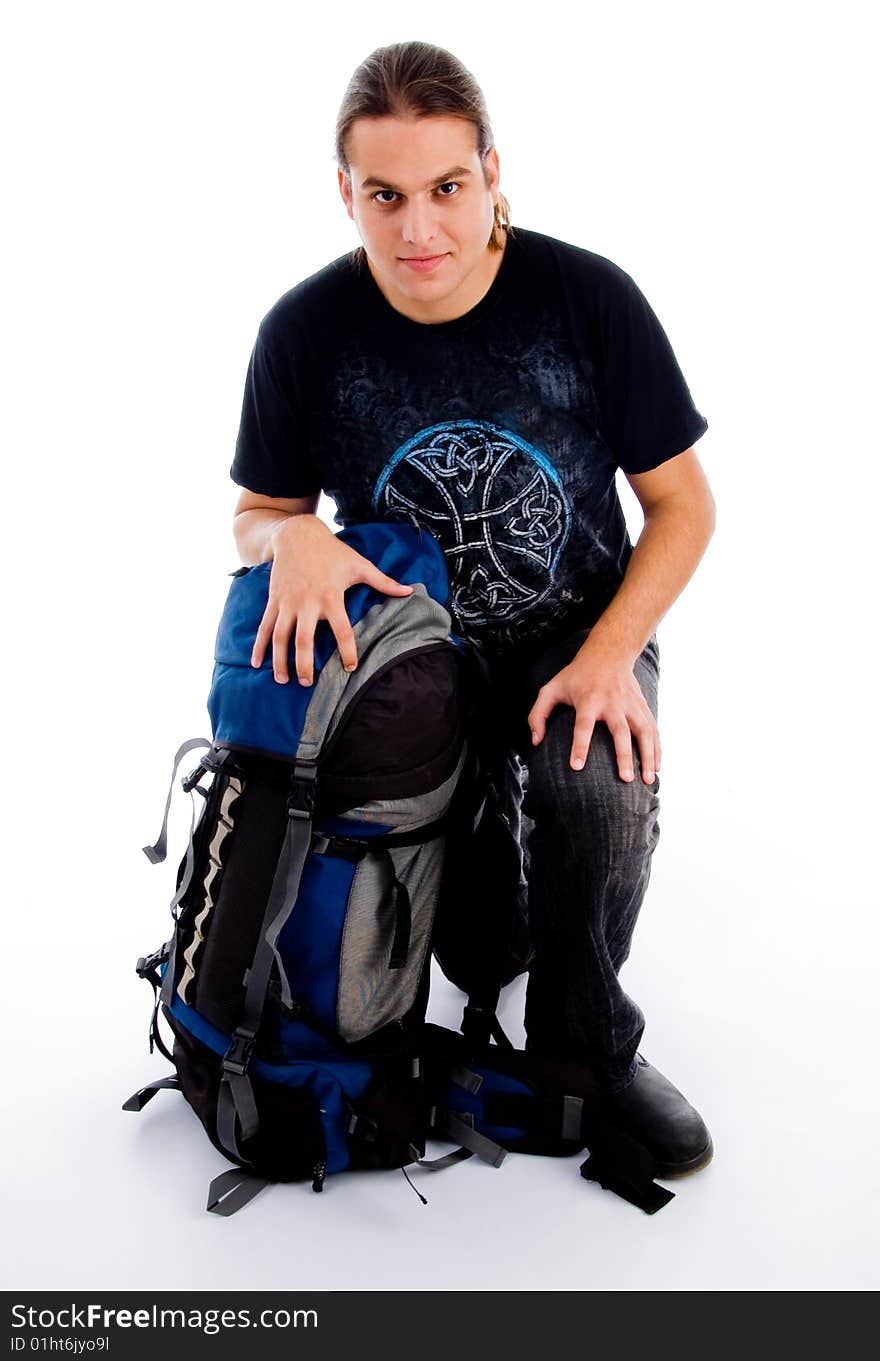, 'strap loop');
142,737,212,865
206,1168,270,1217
